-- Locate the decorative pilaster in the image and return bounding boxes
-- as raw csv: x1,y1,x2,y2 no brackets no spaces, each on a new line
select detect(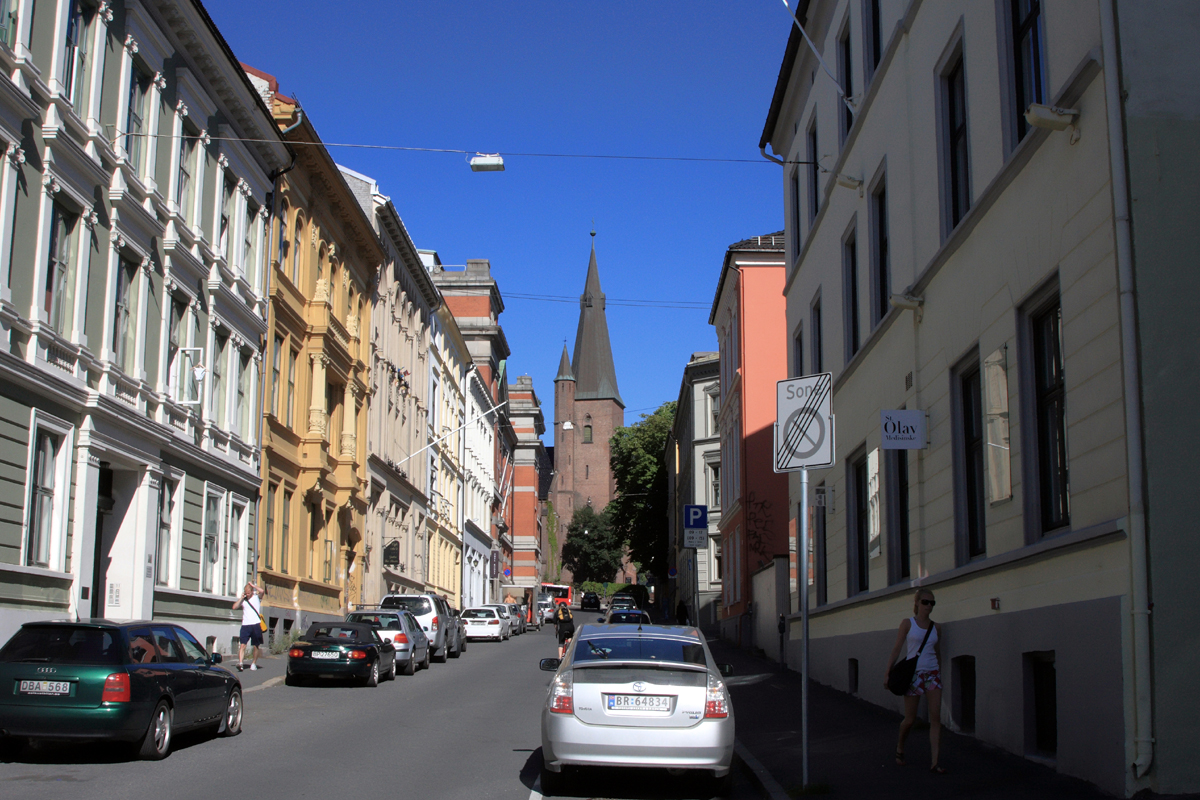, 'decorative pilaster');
308,354,329,437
